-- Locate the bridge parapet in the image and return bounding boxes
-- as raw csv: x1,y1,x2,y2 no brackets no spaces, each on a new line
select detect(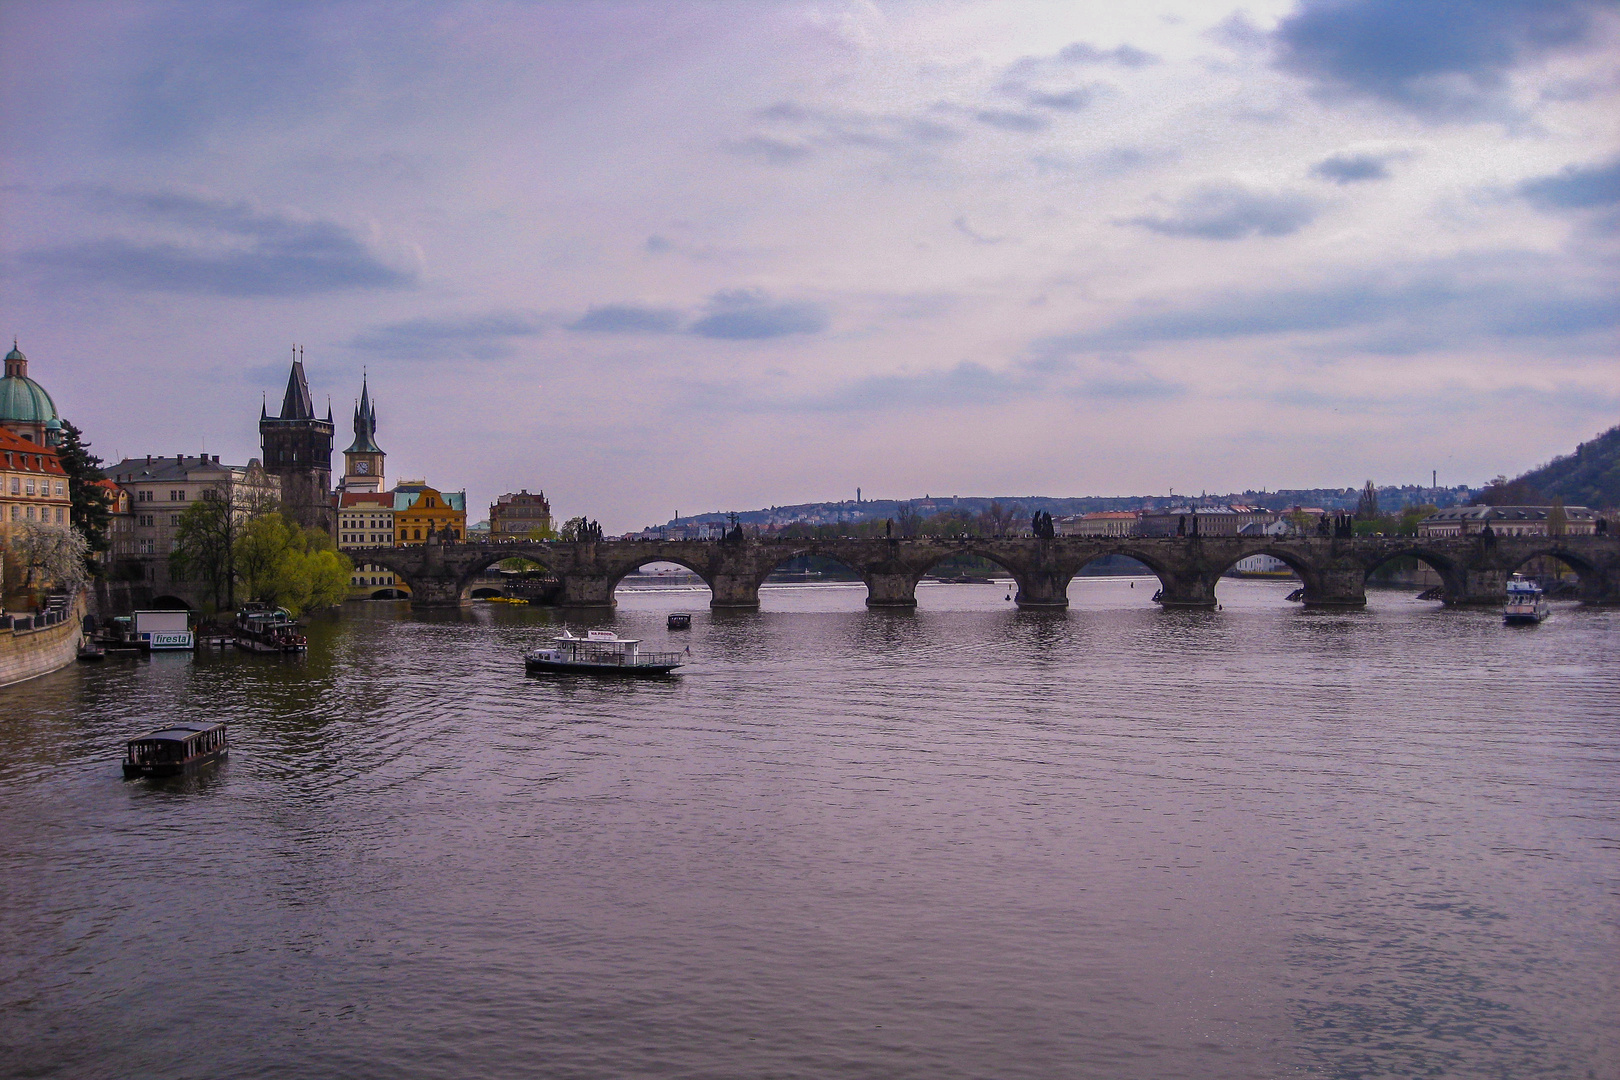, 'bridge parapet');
338,532,1620,611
